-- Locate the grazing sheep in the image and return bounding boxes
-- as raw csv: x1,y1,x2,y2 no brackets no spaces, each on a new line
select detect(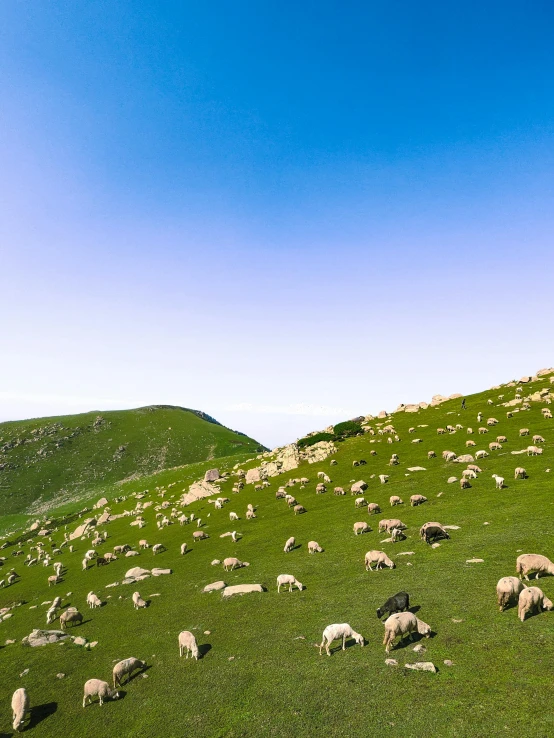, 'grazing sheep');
519,428,530,436
60,608,83,629
467,427,473,434
420,522,449,544
377,591,410,619
365,550,395,571
492,474,505,489
466,440,476,447
246,510,257,519
527,445,543,456
543,409,553,419
489,442,502,451
277,574,304,592
132,591,148,609
48,575,60,586
460,478,471,489
275,490,286,499
83,679,120,707
410,495,427,506
389,495,403,506
477,413,483,422
437,428,446,435
390,528,405,542
496,576,527,611
180,543,188,555
229,512,239,521
378,519,406,533
443,451,457,461
192,531,209,541
462,469,477,479
287,497,298,507
87,591,102,608
379,475,389,484
353,522,370,535
11,688,29,732
467,464,482,473
334,487,345,495
518,586,554,621
308,541,323,554
383,612,431,653
478,428,488,435
178,630,199,659
533,435,545,444
113,657,146,687
152,544,166,555
475,450,489,459
293,505,306,515
223,557,249,571
497,435,507,443
284,536,296,553
319,624,364,656
46,606,58,624
52,596,62,608
355,497,368,508
367,503,381,514
428,451,436,458
516,554,554,580
487,418,499,426
53,562,63,577
514,467,527,479
316,483,326,494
